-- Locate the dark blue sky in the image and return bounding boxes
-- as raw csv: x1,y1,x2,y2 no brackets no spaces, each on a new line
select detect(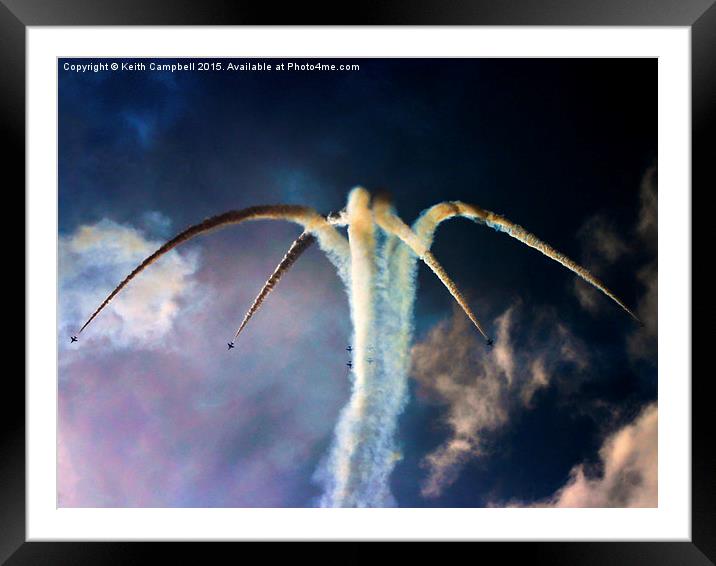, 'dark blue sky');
58,58,657,508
